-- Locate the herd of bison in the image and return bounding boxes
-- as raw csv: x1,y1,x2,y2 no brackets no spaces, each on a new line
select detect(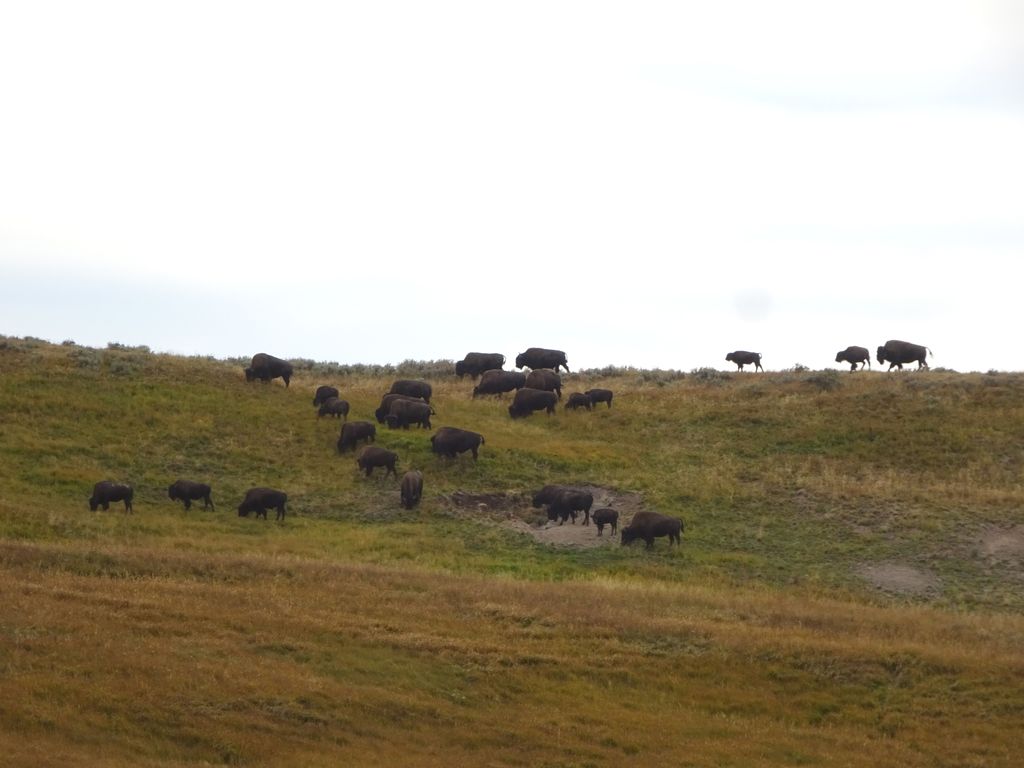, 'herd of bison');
86,340,933,550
